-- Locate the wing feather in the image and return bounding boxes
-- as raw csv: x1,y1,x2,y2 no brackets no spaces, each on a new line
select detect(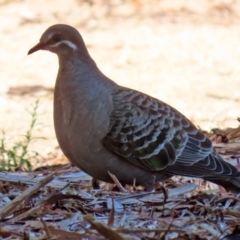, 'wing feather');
103,87,212,171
